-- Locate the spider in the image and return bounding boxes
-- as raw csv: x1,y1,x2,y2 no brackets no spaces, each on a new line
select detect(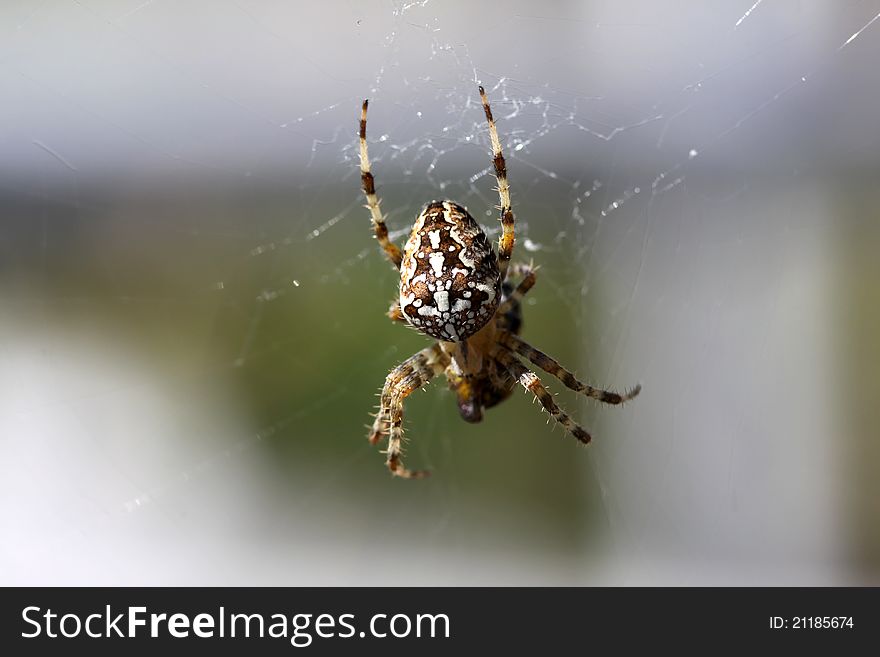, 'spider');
358,86,641,478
